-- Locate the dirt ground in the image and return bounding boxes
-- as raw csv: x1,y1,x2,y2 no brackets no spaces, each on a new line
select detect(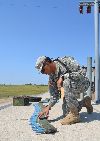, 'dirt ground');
0,98,12,104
